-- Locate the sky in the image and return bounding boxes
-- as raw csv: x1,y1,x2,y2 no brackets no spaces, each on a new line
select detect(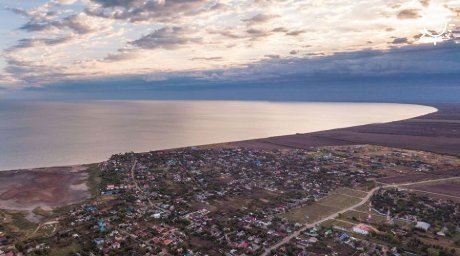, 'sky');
0,0,459,101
